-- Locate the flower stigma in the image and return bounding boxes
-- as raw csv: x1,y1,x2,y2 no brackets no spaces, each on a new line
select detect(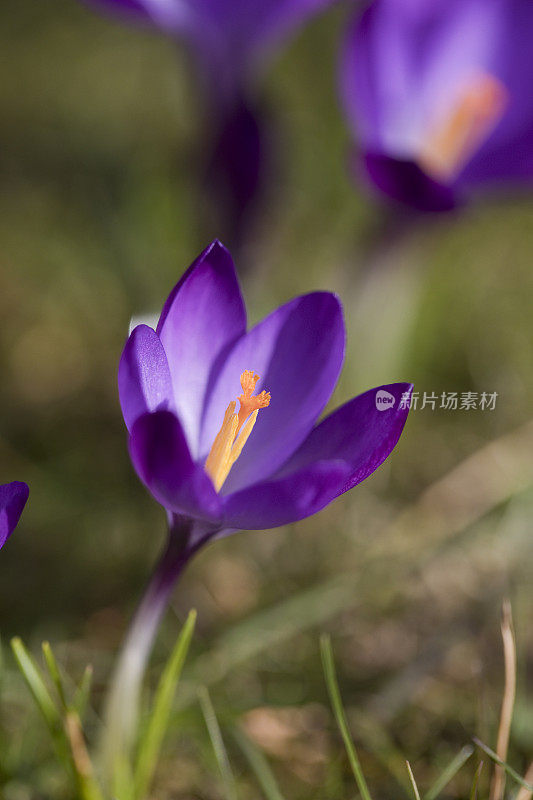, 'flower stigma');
419,72,508,181
205,370,271,491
